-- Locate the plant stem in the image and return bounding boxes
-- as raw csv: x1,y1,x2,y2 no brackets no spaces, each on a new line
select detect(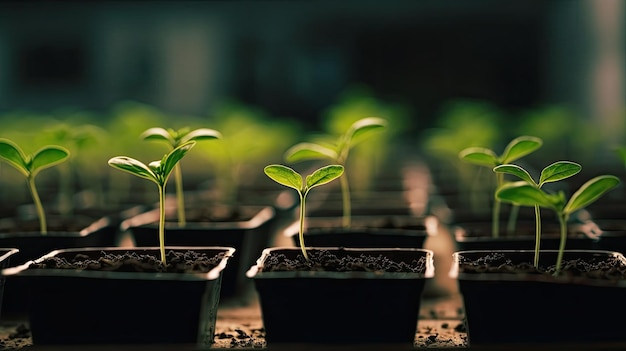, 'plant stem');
533,205,541,268
158,184,167,265
554,213,568,276
492,172,504,238
28,176,46,235
298,193,309,261
507,204,519,236
340,174,351,228
174,164,186,227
